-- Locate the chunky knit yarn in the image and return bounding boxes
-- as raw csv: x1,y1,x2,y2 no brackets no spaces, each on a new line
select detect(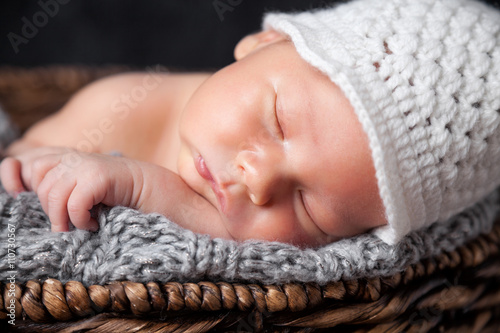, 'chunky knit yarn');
264,0,500,244
0,183,498,286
